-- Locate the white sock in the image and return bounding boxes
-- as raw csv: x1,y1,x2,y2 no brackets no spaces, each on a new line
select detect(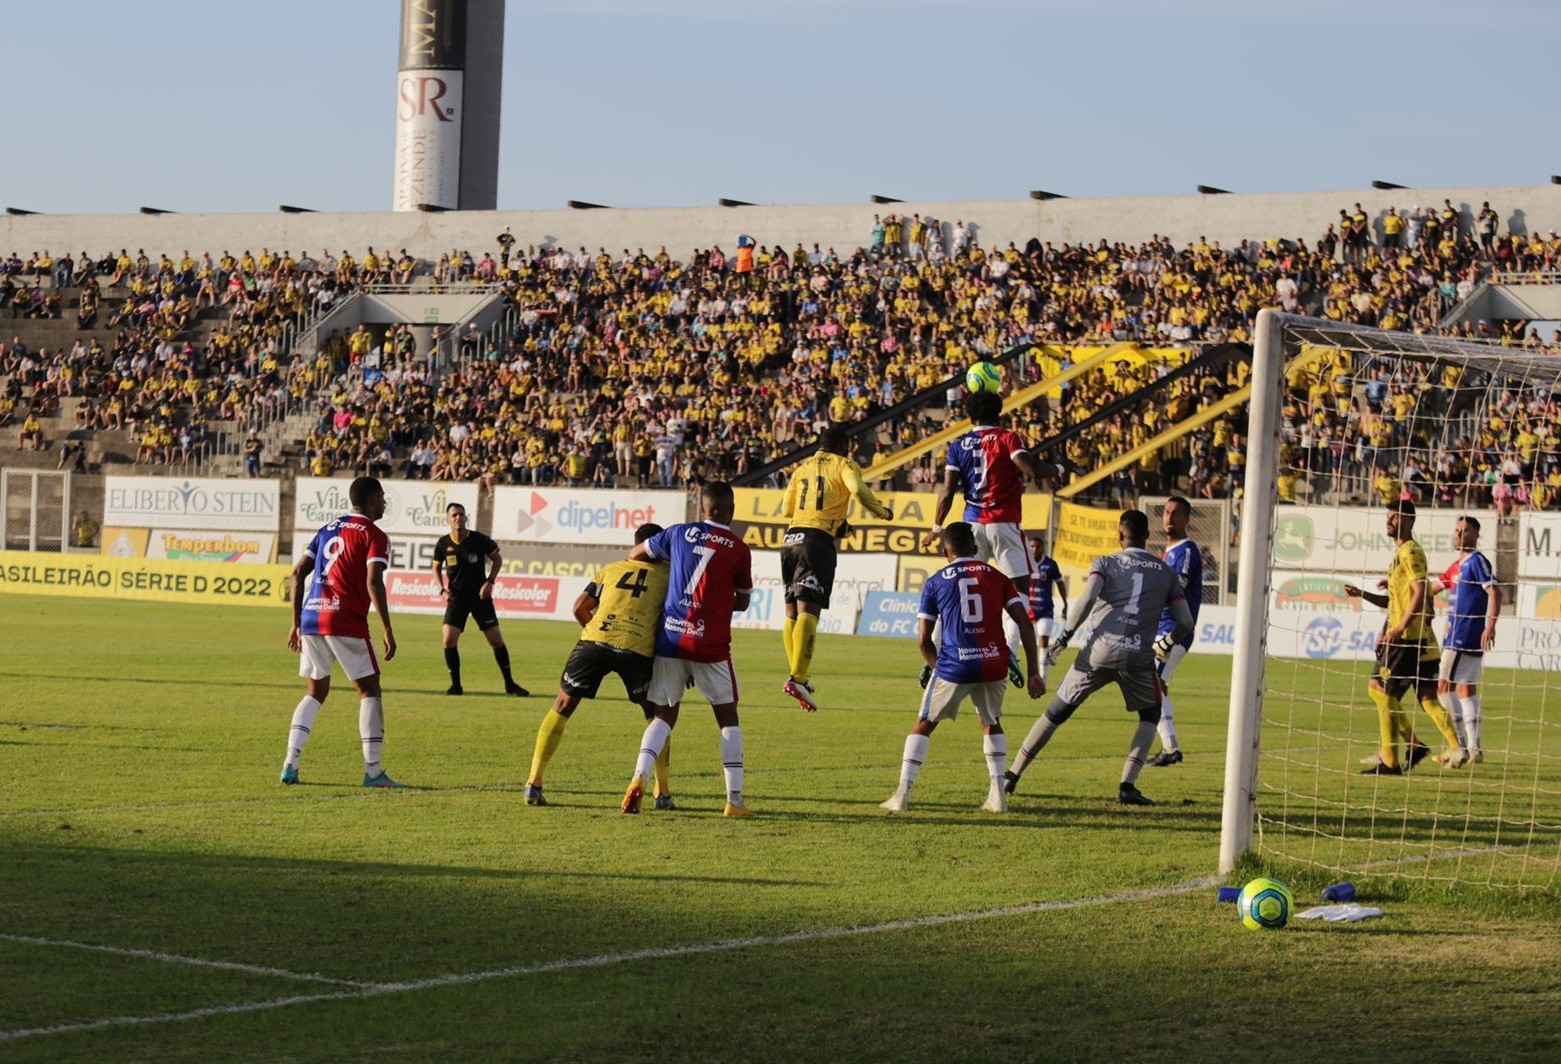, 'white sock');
1463,694,1482,753
359,697,384,776
983,732,1008,786
898,733,930,792
1157,692,1179,752
1439,690,1466,748
285,696,321,769
633,718,673,784
1040,647,1050,688
1122,720,1156,786
720,725,743,806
